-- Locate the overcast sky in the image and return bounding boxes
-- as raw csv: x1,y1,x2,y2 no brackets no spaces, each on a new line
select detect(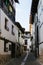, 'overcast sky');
16,0,32,31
